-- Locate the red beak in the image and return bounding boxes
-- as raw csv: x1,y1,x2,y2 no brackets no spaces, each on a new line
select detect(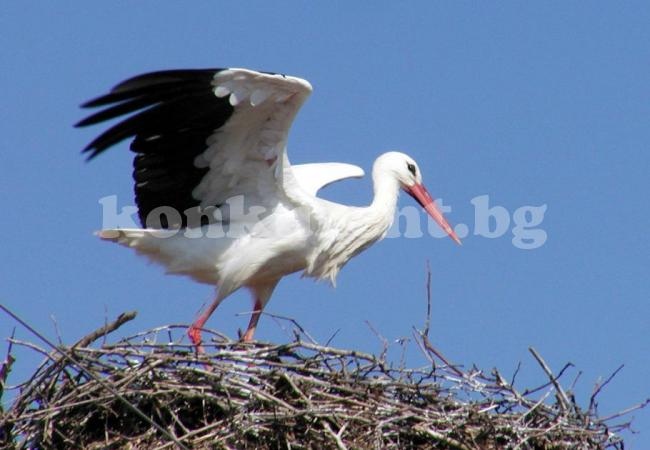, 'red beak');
406,183,462,245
